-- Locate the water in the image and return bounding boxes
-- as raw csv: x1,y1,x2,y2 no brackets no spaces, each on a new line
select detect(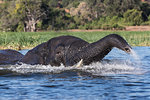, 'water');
130,49,141,65
0,47,150,100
